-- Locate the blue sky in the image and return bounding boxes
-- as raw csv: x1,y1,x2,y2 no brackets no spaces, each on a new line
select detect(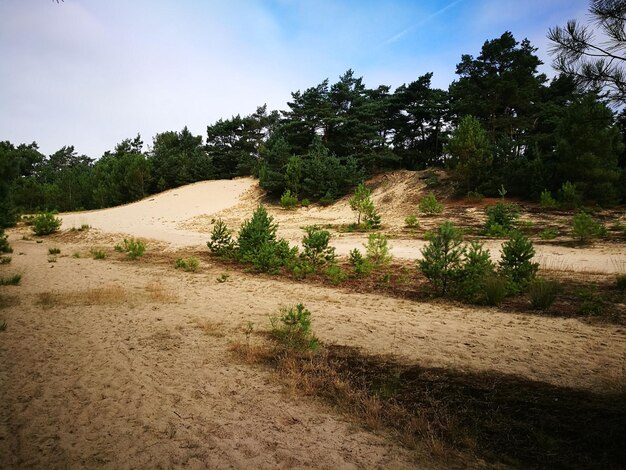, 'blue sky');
0,0,589,158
